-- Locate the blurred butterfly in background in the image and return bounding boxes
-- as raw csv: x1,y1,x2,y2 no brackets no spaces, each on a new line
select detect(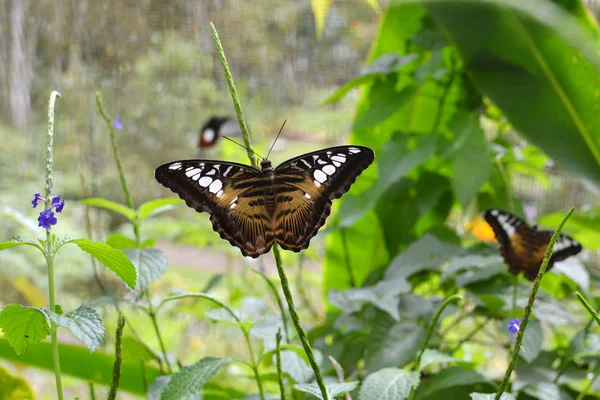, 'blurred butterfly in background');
484,209,582,280
155,145,374,258
198,116,240,150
